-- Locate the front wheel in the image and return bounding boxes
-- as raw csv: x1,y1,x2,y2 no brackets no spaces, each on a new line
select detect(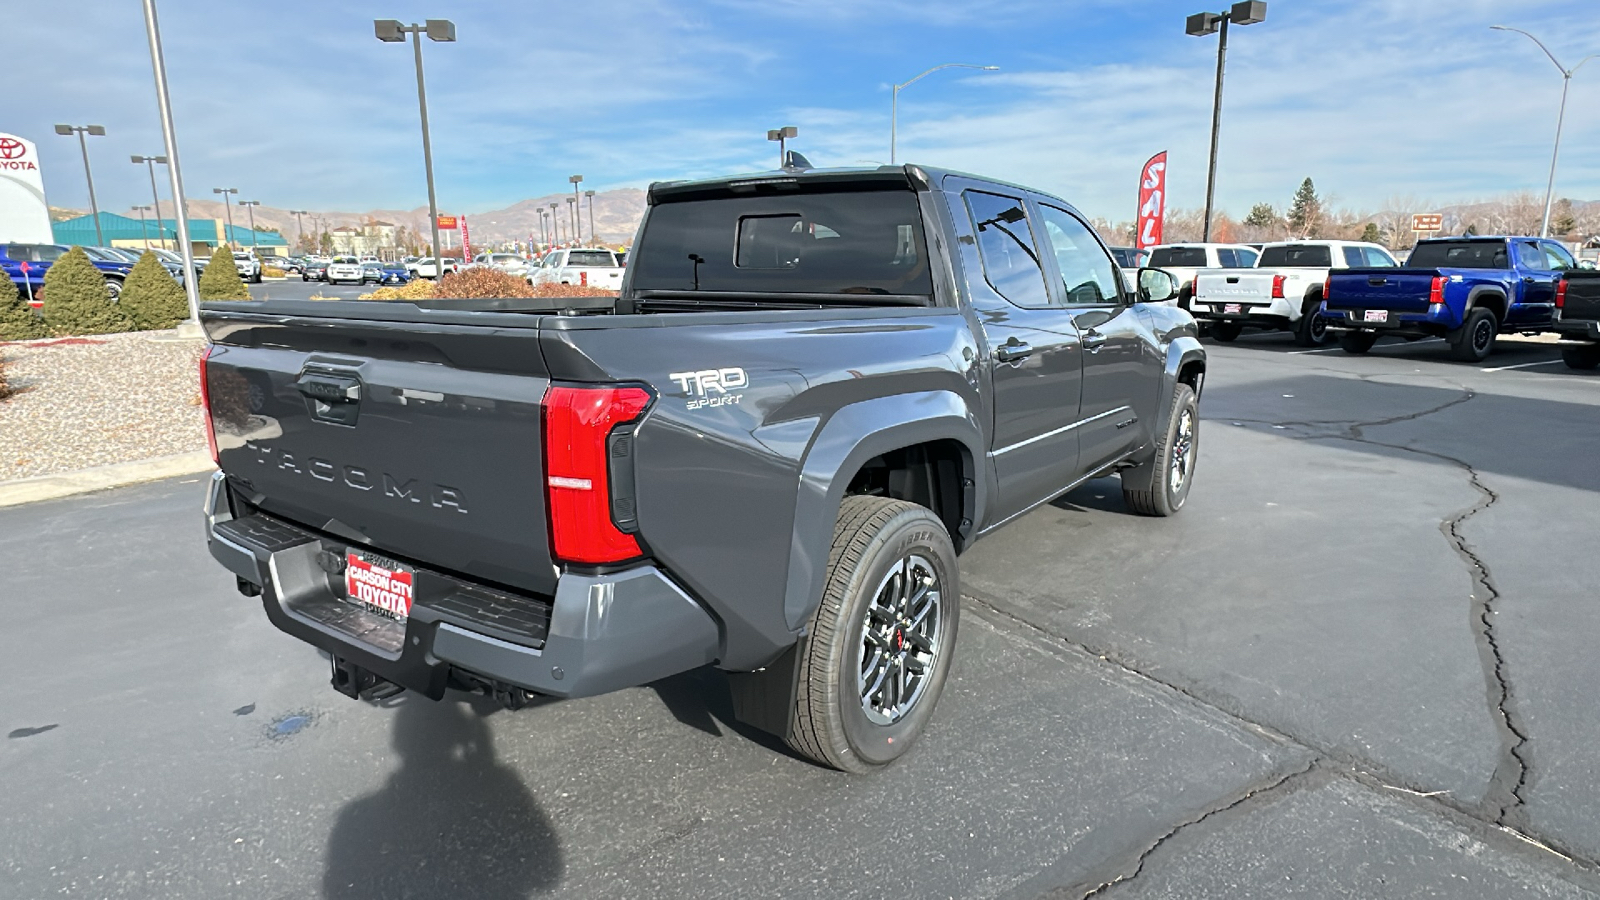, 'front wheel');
1562,343,1600,370
1122,382,1198,517
1339,332,1378,354
1210,321,1242,342
786,496,960,773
